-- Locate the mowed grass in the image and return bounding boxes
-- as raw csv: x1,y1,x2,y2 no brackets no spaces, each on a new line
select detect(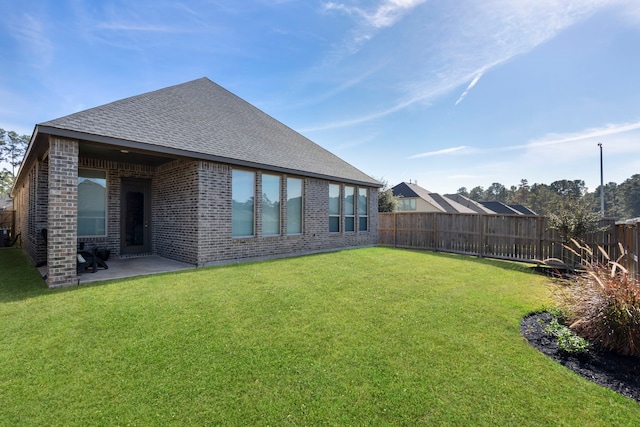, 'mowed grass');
1,247,639,426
